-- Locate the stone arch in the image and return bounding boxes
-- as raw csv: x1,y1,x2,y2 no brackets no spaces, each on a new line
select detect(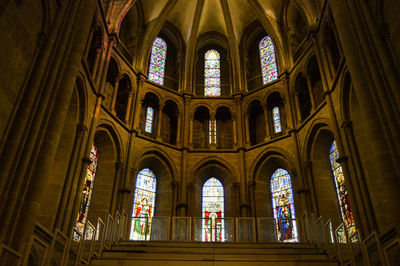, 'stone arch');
193,106,211,149
305,122,342,226
195,32,232,96
161,99,179,145
306,55,324,107
215,106,233,149
103,56,121,110
189,157,239,217
140,92,160,136
131,148,177,217
250,148,299,219
266,91,286,136
88,123,121,223
247,100,266,145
